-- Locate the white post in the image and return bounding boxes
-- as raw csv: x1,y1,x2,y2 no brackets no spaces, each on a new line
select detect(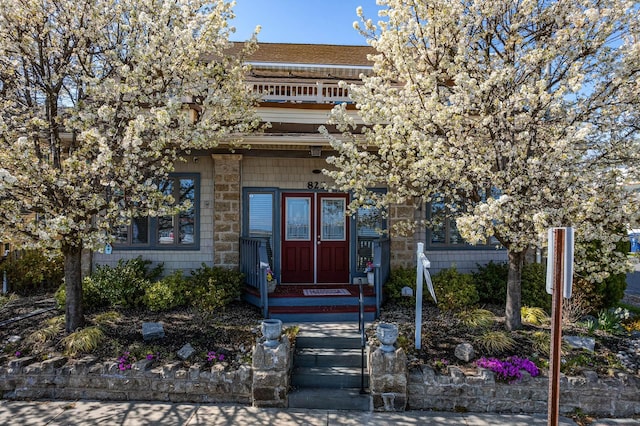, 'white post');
415,243,424,350
2,270,7,294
